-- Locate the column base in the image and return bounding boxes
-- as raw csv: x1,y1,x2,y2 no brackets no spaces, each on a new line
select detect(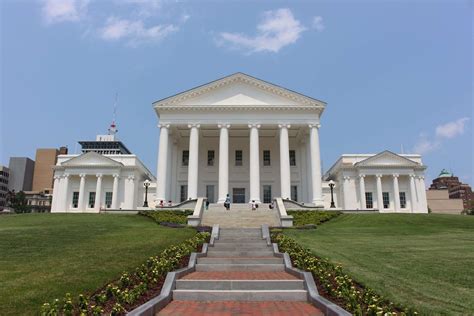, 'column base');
249,199,262,204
